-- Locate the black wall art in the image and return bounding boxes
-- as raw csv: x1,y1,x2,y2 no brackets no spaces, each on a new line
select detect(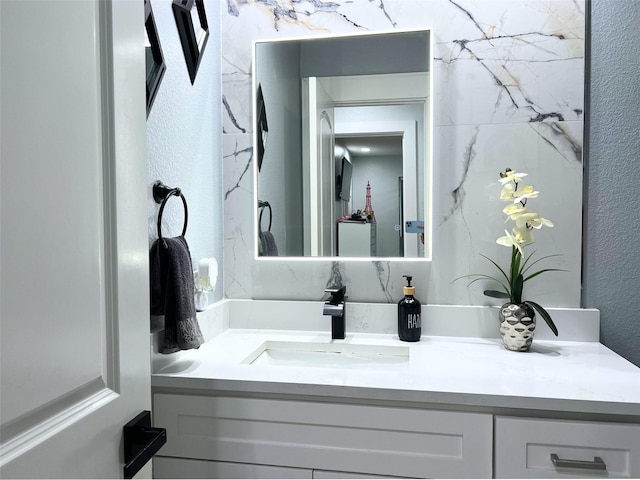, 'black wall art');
172,0,209,84
145,0,166,117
